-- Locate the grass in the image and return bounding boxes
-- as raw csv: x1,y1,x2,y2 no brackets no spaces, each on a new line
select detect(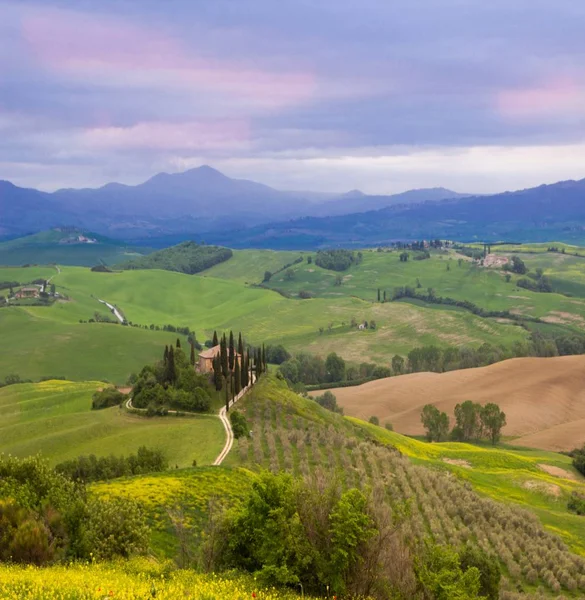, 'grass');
0,380,224,468
200,248,304,284
0,309,183,384
263,248,585,323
